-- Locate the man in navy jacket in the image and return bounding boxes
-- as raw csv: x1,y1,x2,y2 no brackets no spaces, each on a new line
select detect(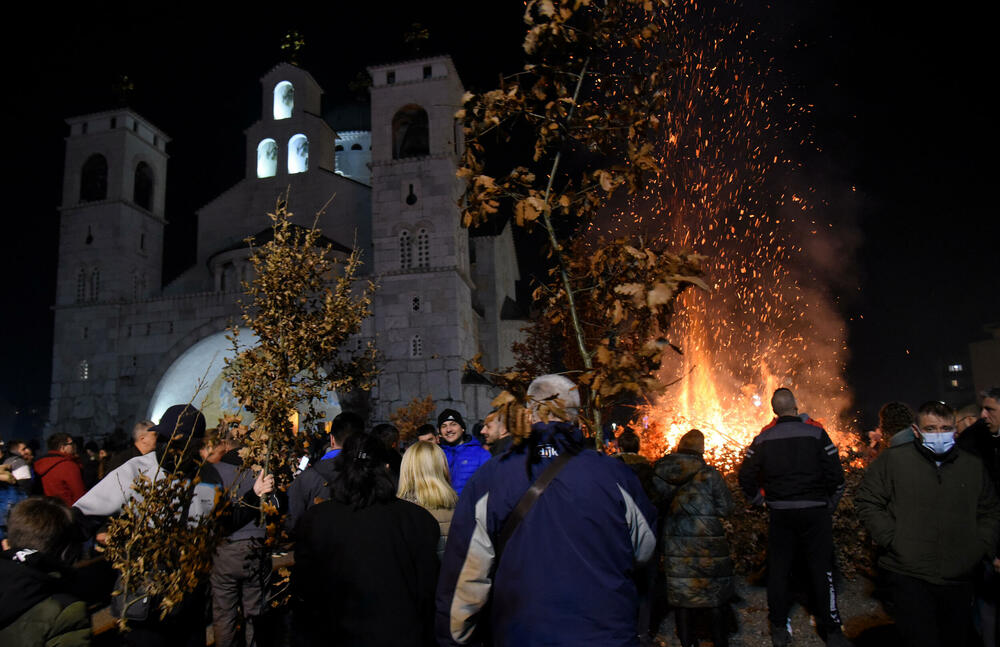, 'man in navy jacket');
436,375,657,647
